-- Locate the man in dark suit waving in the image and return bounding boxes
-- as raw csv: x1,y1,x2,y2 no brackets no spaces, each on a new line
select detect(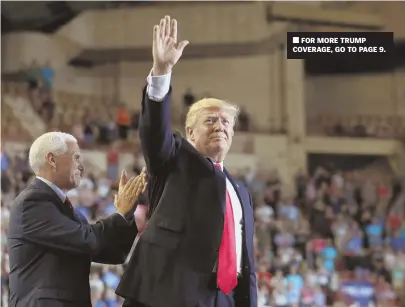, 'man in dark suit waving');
7,131,147,307
116,16,257,307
